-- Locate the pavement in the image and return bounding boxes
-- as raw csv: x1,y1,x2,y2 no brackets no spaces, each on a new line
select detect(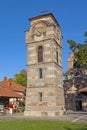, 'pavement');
67,112,87,122
0,112,87,122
